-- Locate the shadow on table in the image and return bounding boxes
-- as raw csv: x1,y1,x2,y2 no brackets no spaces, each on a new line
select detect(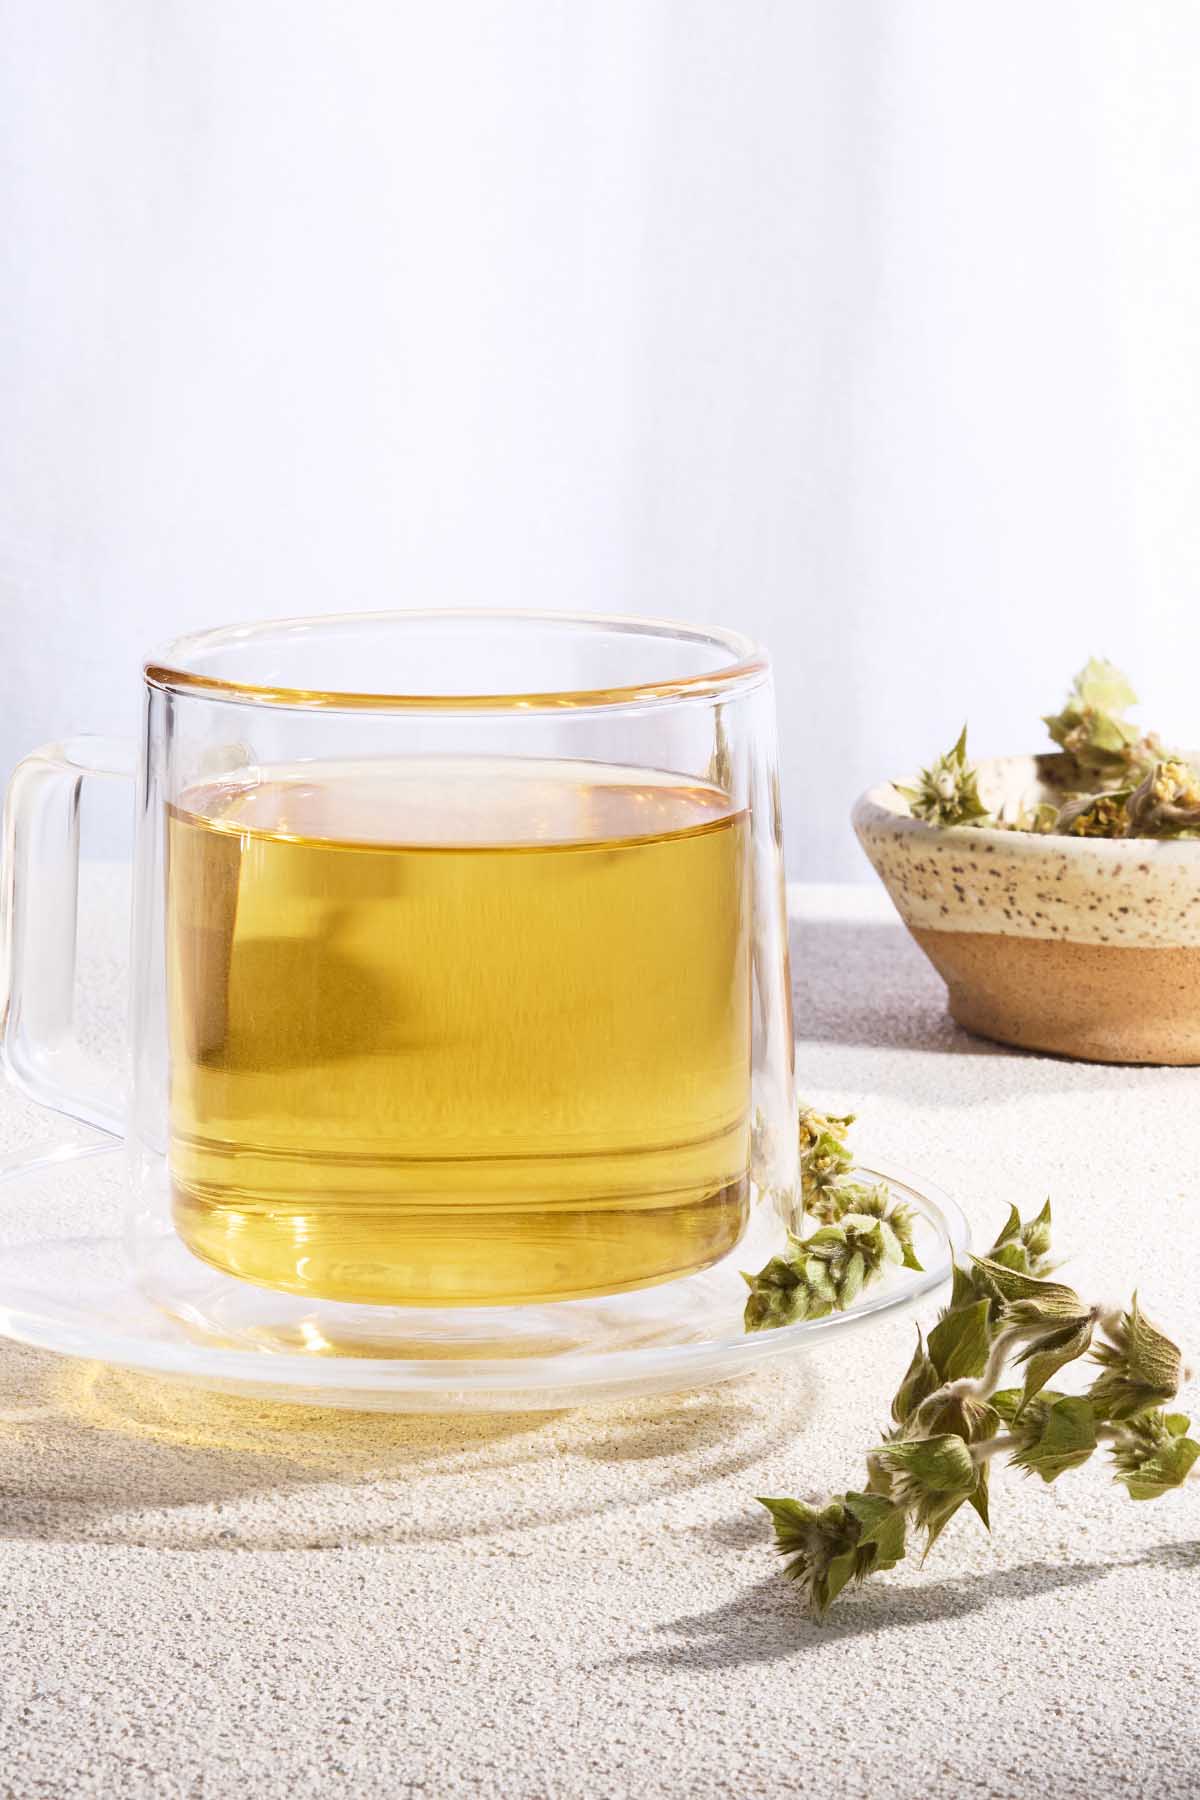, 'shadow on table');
622,1540,1200,1671
793,914,985,1055
0,1337,819,1554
